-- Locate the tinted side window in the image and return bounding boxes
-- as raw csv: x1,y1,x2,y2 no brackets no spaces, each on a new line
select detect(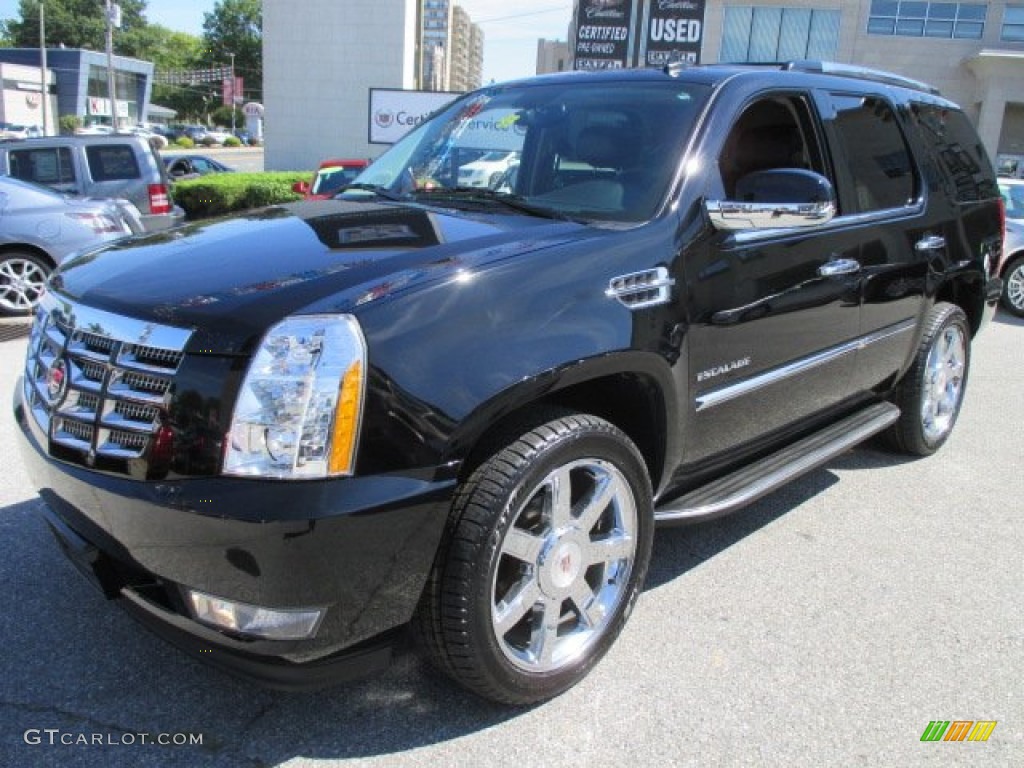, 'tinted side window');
718,94,828,199
909,102,998,202
8,148,76,184
85,144,141,181
828,94,916,212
